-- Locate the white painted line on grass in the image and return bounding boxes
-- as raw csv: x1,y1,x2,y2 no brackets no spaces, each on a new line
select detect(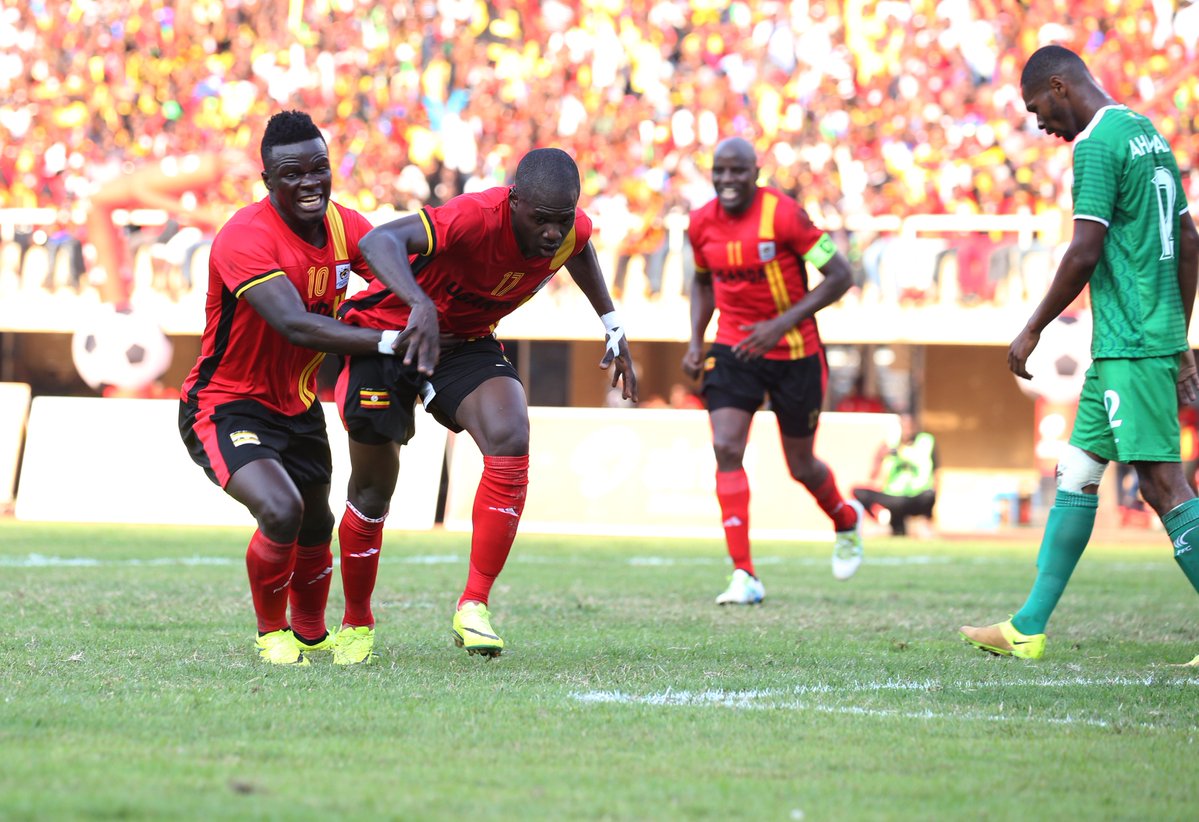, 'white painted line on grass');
574,674,1199,706
571,675,1199,729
